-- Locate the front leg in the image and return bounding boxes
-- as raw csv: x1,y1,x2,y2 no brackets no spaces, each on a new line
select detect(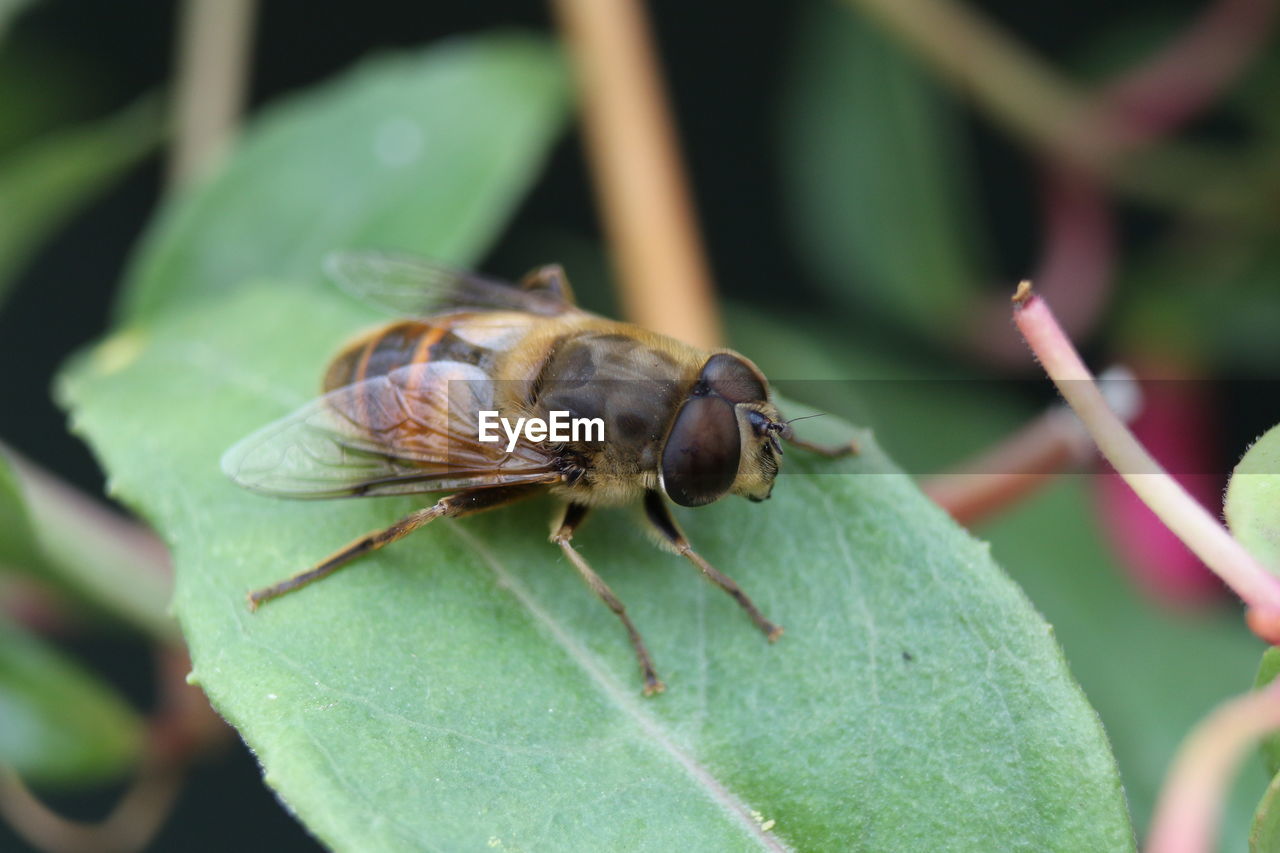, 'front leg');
784,433,860,458
551,503,664,696
642,492,782,641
